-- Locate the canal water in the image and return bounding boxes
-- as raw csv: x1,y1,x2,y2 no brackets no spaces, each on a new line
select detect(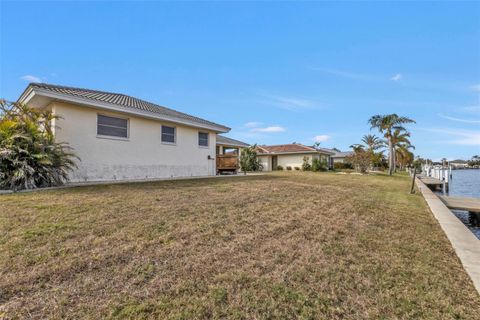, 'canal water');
447,169,480,239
